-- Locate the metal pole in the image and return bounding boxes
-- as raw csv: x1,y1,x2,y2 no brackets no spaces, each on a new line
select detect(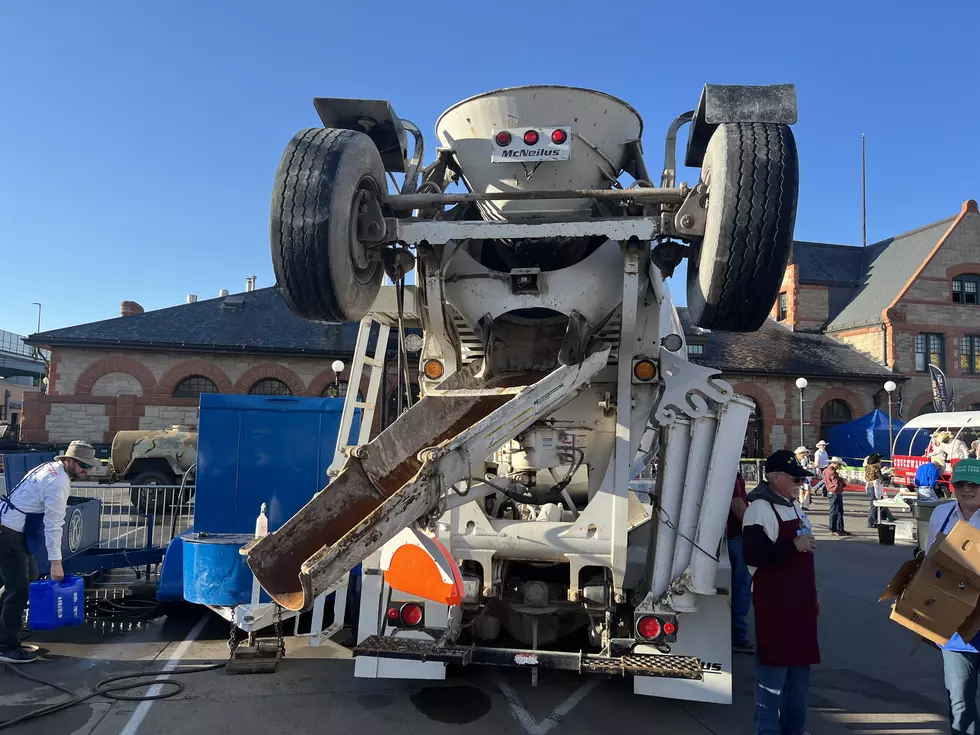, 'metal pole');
799,388,805,447
861,133,867,248
888,394,894,459
32,302,41,333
